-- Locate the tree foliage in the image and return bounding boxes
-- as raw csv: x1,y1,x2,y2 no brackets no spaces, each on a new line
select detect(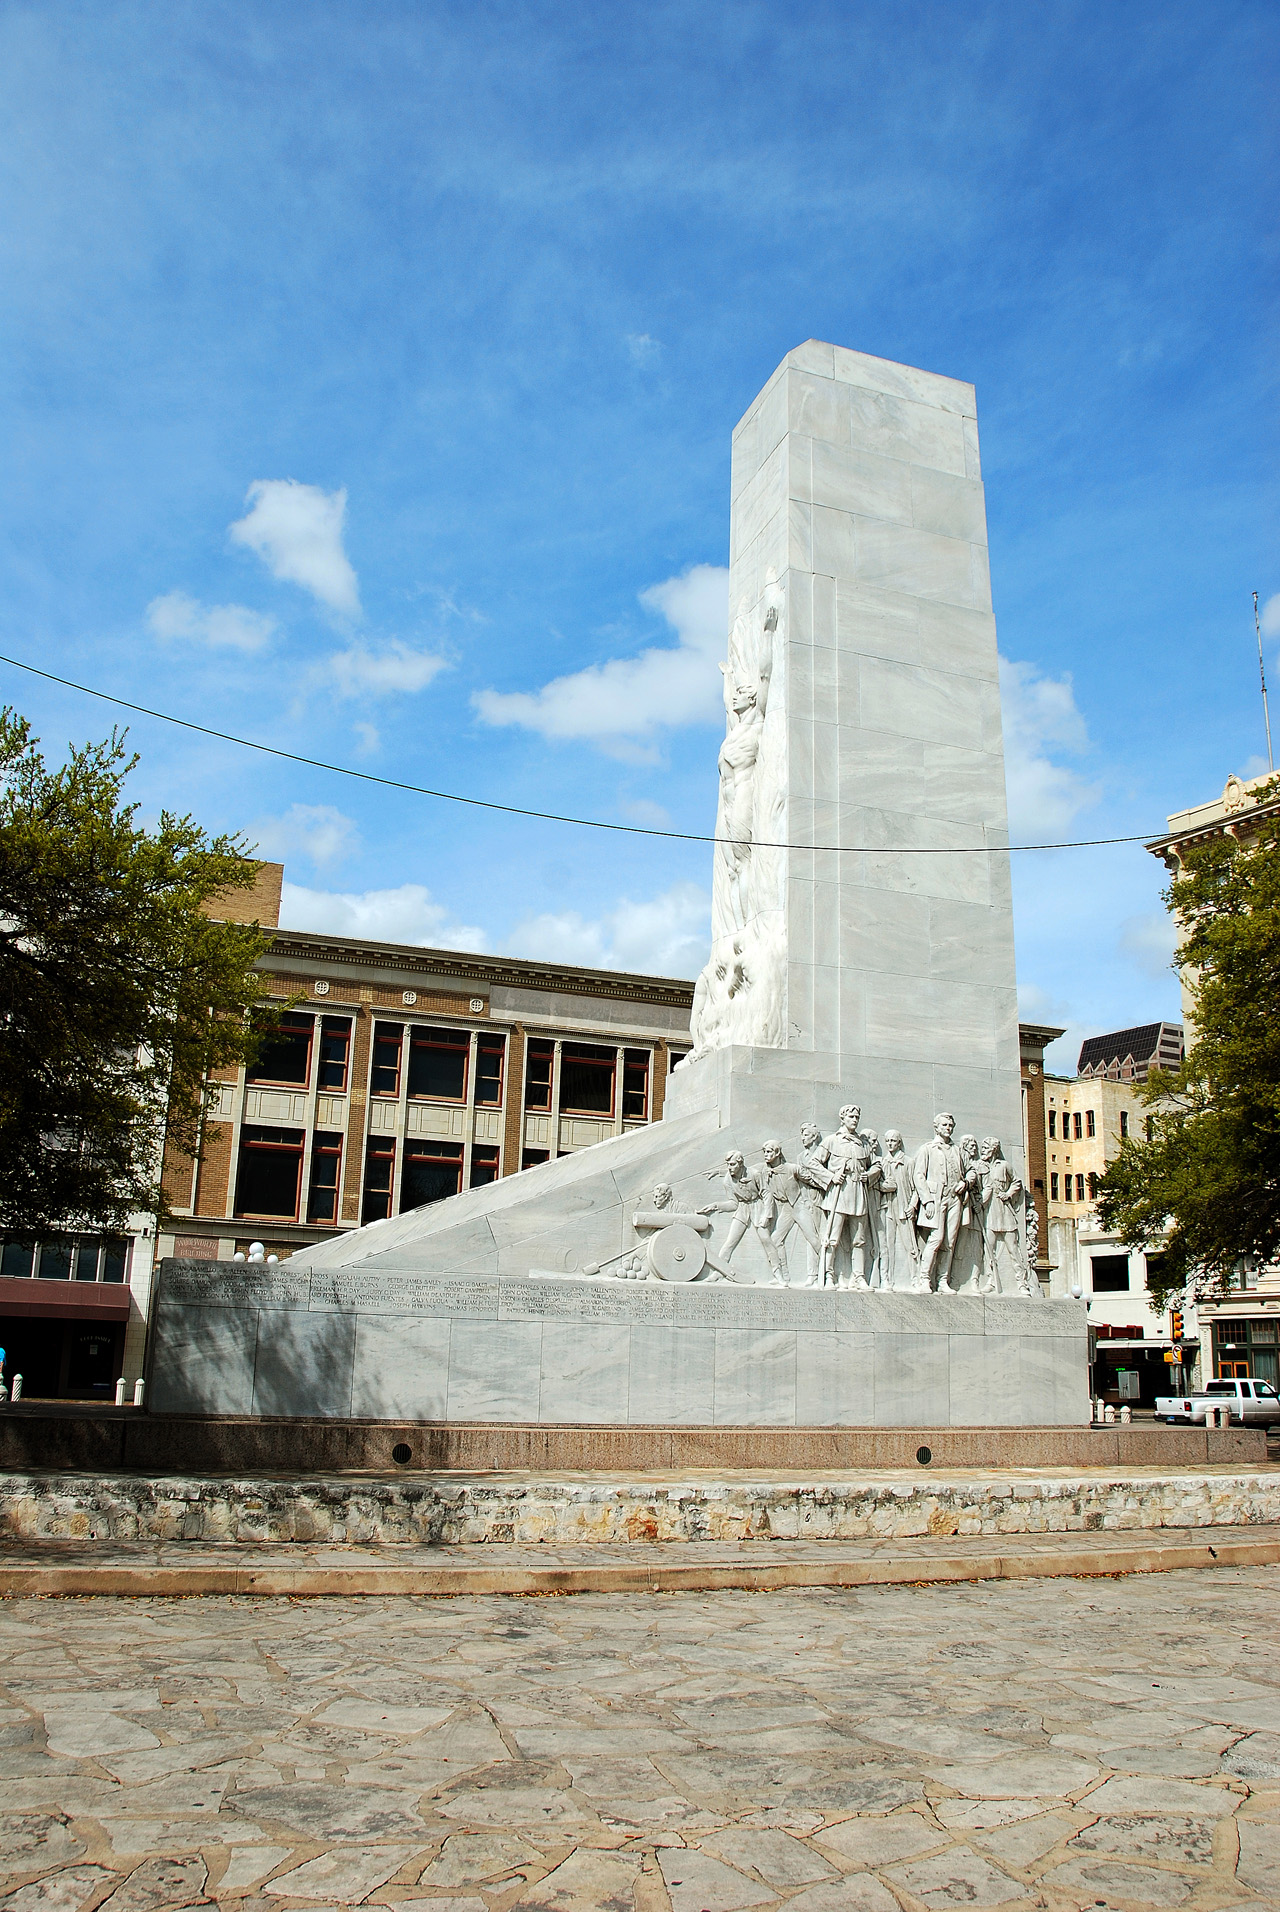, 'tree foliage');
0,710,272,1235
1097,793,1280,1307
